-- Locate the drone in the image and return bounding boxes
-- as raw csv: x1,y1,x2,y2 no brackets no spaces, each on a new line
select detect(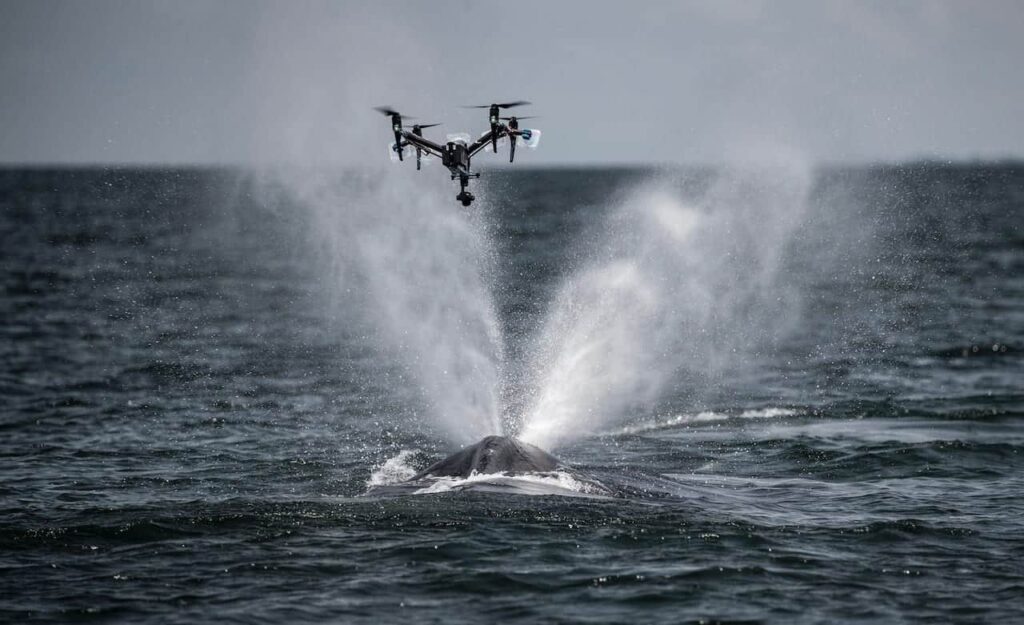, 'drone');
375,101,541,206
